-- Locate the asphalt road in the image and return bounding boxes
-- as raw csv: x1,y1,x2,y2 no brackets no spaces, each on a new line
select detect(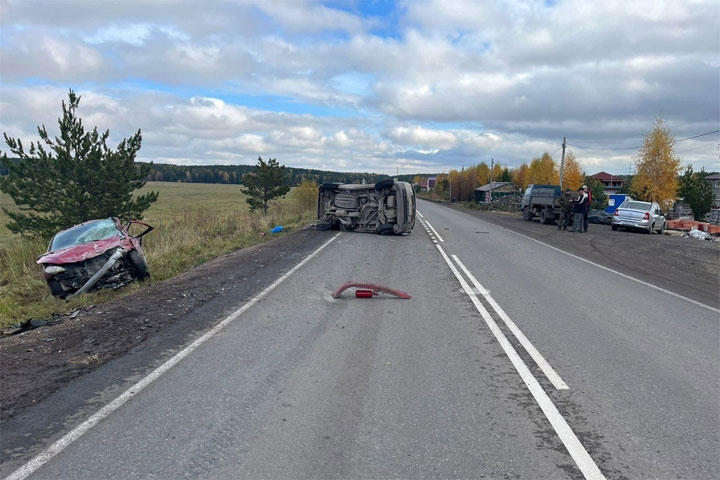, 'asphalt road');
3,199,718,479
